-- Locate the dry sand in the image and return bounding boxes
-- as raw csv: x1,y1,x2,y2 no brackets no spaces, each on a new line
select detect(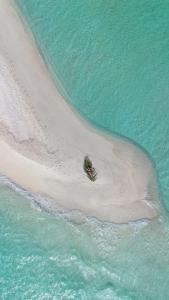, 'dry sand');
0,0,159,223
